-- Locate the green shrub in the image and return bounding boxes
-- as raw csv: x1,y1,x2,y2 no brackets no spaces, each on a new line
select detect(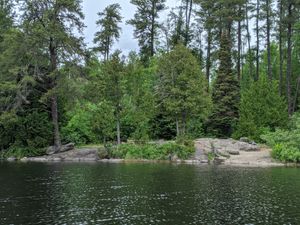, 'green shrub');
261,113,300,163
271,144,300,163
0,110,52,151
111,142,195,160
3,147,45,159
